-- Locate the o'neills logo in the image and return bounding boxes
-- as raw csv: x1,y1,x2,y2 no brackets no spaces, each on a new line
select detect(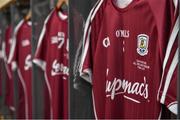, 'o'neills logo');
106,77,149,101
51,59,69,77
